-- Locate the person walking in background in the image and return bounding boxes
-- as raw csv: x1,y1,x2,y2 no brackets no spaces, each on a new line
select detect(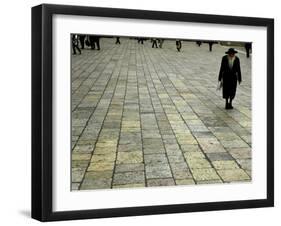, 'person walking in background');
138,38,144,44
158,39,164,48
89,35,101,50
115,37,121,44
244,42,252,58
79,35,86,49
151,38,158,48
72,34,81,55
218,48,242,109
176,40,182,52
208,41,216,52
